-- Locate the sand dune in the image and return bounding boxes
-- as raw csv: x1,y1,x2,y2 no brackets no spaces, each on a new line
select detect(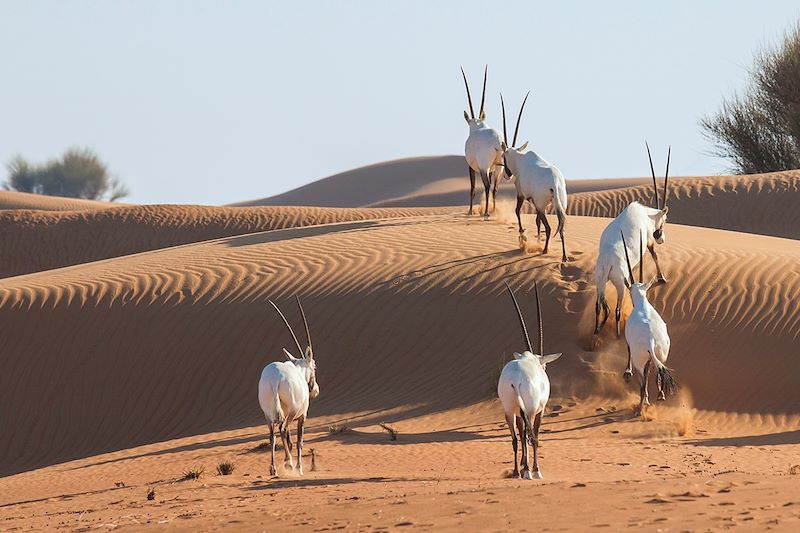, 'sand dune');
1,212,799,481
0,190,114,211
0,204,455,278
232,155,648,208
568,169,800,239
